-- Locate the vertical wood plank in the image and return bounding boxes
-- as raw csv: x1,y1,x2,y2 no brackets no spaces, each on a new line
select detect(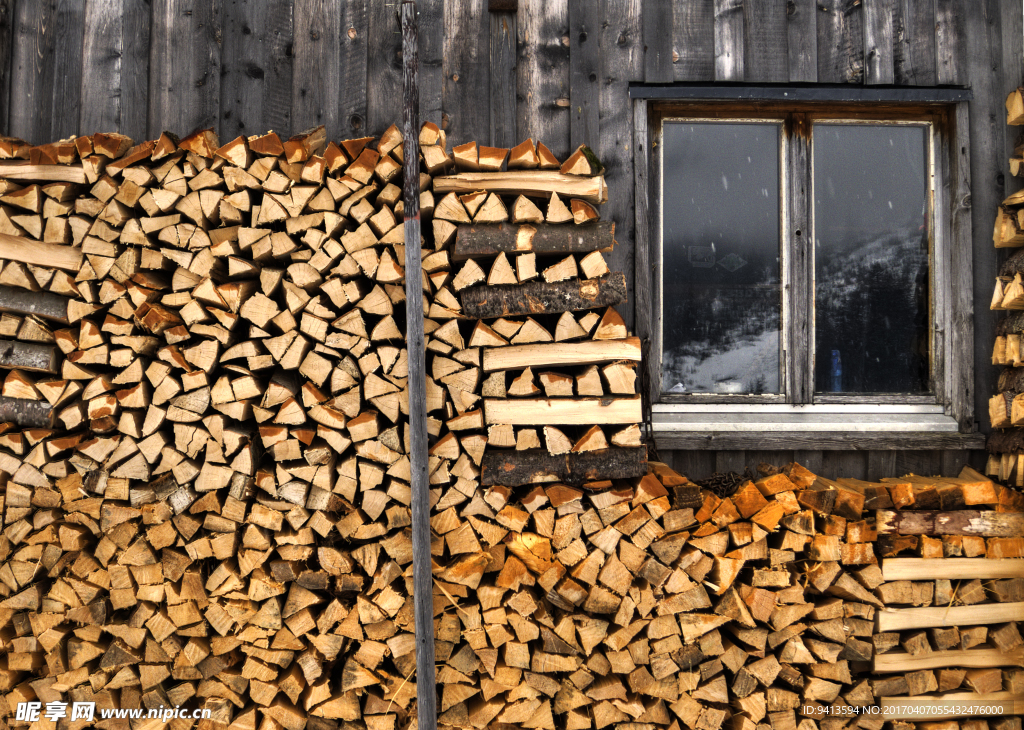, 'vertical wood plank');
863,0,894,85
339,0,369,139
568,0,599,148
787,0,816,82
867,450,898,480
893,0,936,86
220,0,293,139
516,0,570,160
963,1,1000,433
940,449,968,477
786,114,813,404
418,0,444,127
80,0,124,135
672,0,714,82
10,1,56,142
367,0,402,138
823,451,867,480
670,449,716,481
816,0,863,84
935,0,966,86
794,449,824,476
49,0,85,140
443,0,488,146
714,0,744,81
643,0,673,83
715,450,747,474
1001,0,1023,198
600,0,641,330
120,0,150,141
292,0,344,135
743,0,787,83
949,101,975,433
633,98,653,395
148,0,223,139
894,450,941,476
489,10,517,148
0,0,14,135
